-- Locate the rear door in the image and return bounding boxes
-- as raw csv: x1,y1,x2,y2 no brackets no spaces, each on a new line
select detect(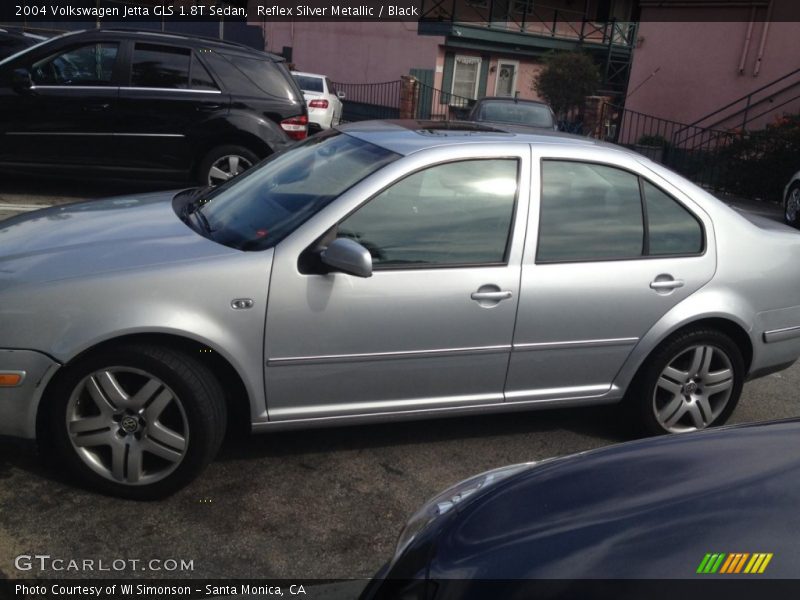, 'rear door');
114,41,228,177
505,145,716,404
